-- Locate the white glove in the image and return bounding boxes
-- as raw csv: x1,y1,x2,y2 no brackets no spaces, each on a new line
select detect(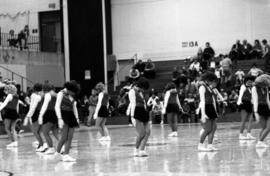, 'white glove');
93,113,97,120
131,117,136,126
38,116,43,125
58,118,64,129
162,108,166,115
200,115,208,123
254,112,260,123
